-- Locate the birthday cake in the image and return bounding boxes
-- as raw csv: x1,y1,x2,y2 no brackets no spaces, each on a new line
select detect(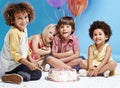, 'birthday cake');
46,68,78,82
